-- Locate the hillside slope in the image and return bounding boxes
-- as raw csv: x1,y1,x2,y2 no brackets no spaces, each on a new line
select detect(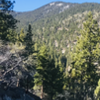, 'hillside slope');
13,2,100,65
13,2,78,27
